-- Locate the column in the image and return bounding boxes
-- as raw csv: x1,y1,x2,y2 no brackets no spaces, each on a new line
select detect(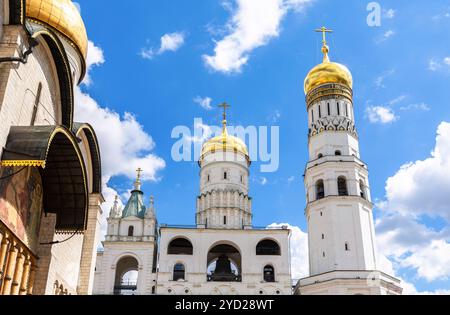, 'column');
1,241,18,295
0,233,9,287
10,248,25,295
77,193,104,295
27,262,37,295
19,255,31,295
